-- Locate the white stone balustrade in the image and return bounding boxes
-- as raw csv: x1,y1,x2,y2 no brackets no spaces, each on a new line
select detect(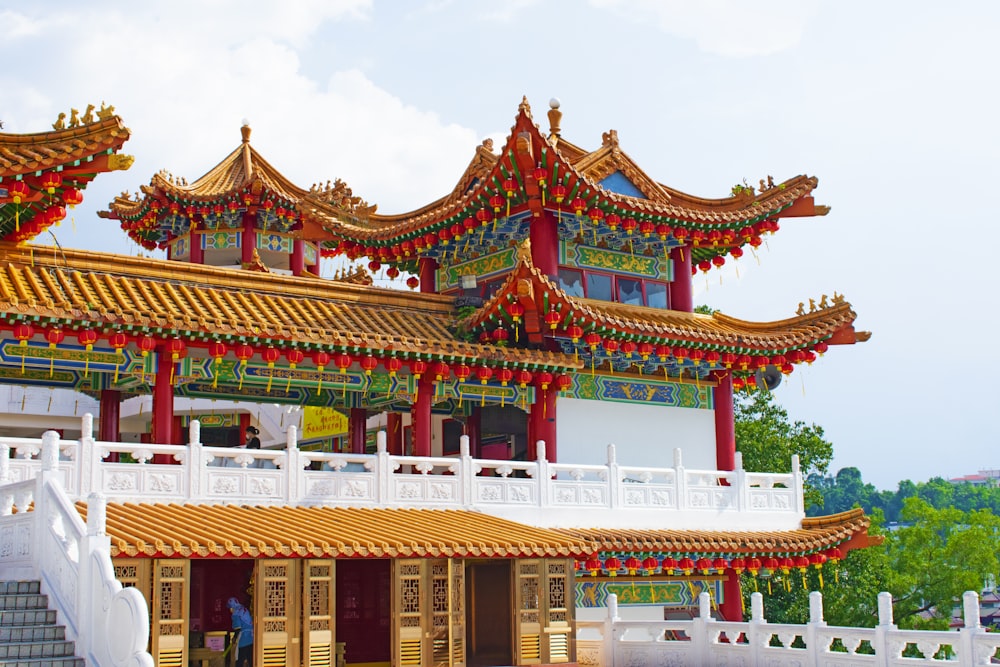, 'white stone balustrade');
576,590,1000,667
0,415,804,531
